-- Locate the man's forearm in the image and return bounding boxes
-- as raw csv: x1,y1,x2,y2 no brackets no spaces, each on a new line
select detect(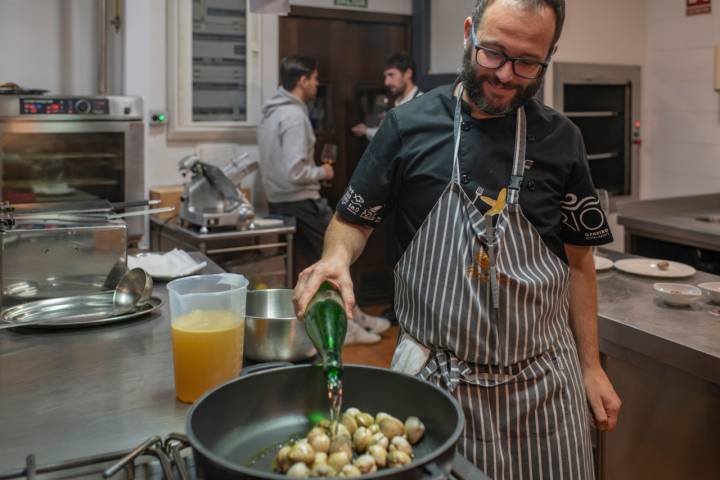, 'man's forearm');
322,213,373,266
565,245,602,370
